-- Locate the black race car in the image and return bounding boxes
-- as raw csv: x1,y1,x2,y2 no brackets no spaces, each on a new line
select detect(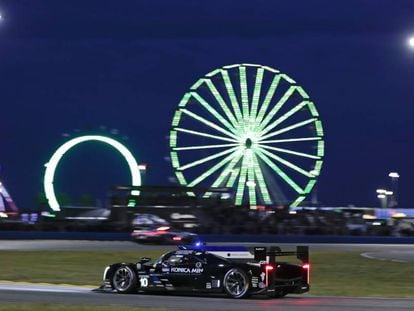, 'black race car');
100,244,310,298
